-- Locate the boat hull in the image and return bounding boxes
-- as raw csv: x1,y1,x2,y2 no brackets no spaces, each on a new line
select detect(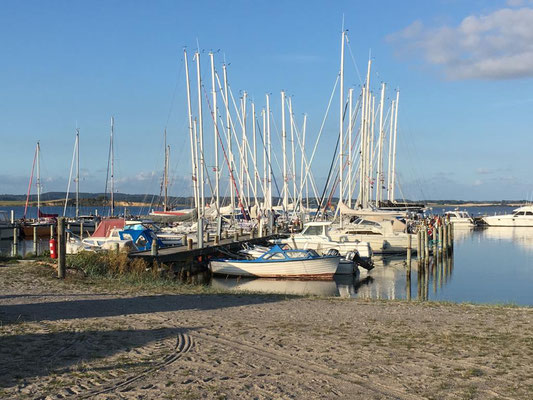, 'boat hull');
210,257,339,279
482,216,533,227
